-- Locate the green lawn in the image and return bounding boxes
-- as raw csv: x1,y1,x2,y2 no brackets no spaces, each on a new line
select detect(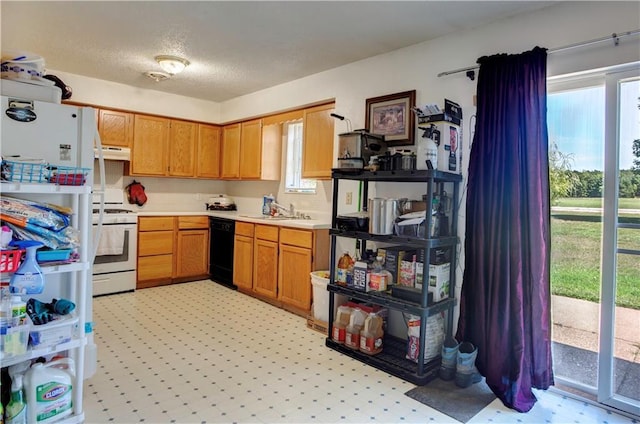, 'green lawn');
551,212,640,310
555,197,640,210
